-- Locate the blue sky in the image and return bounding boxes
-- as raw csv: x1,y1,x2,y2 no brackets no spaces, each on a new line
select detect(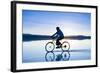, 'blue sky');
22,10,91,36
